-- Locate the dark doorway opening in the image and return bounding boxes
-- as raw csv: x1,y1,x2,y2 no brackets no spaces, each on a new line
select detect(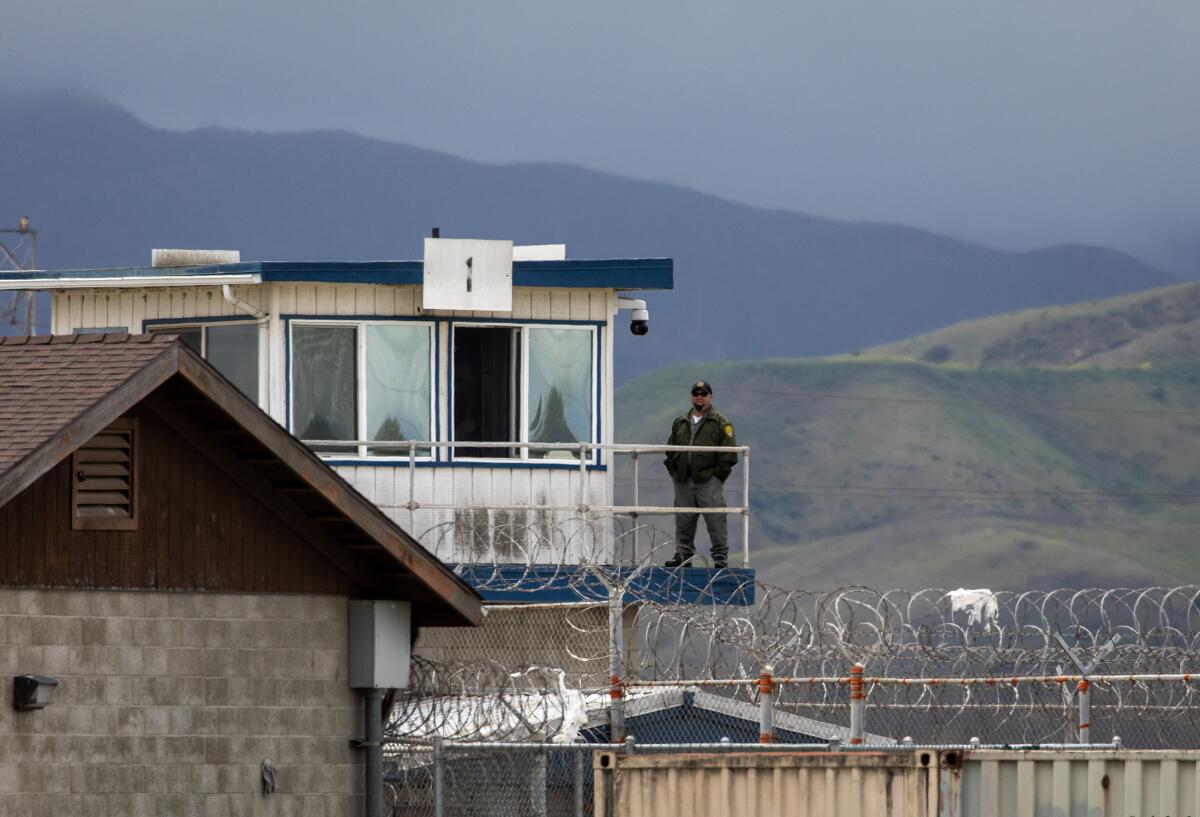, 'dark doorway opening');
453,327,519,458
